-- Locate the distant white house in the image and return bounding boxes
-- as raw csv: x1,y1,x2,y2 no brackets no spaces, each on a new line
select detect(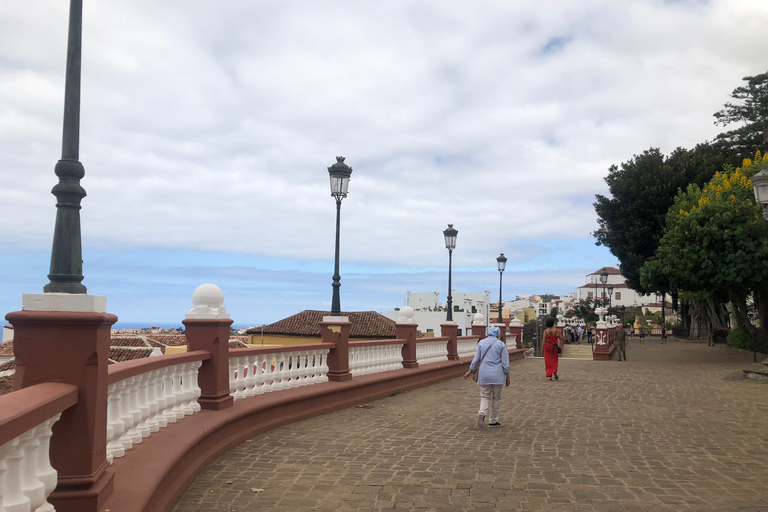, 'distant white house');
385,290,491,336
576,267,656,307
